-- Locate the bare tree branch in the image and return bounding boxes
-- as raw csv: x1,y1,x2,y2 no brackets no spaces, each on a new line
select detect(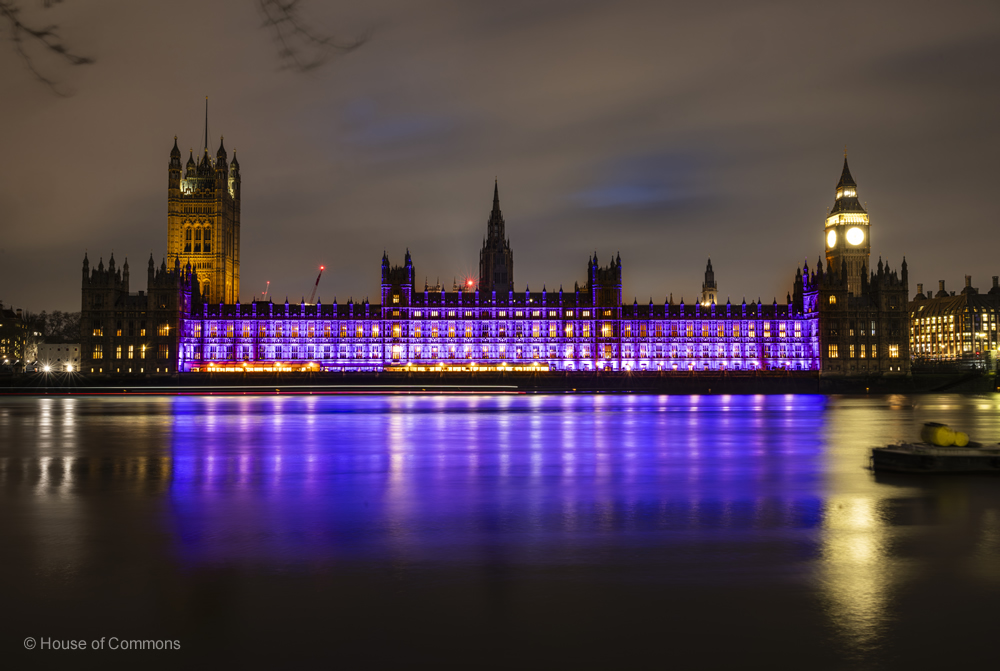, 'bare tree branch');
3,0,366,94
1,0,93,94
256,0,367,73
